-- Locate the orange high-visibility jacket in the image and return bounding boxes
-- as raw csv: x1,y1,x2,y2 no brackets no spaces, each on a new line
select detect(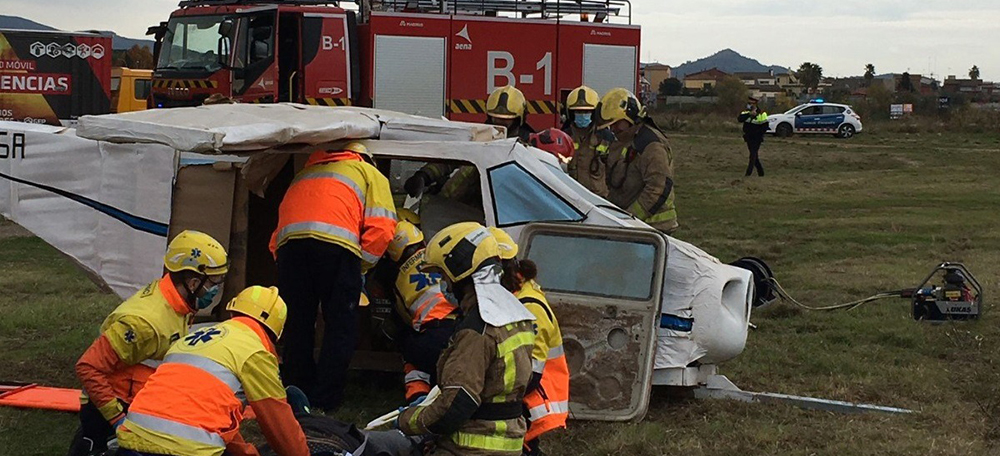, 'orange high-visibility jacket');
517,280,570,442
394,249,457,331
270,150,396,270
75,275,192,423
117,317,308,456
